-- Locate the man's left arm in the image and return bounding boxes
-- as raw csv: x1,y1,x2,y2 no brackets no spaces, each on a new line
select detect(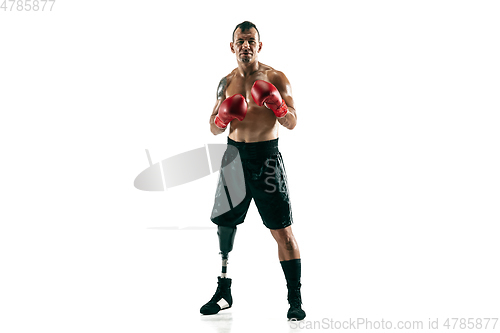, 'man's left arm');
269,71,297,130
